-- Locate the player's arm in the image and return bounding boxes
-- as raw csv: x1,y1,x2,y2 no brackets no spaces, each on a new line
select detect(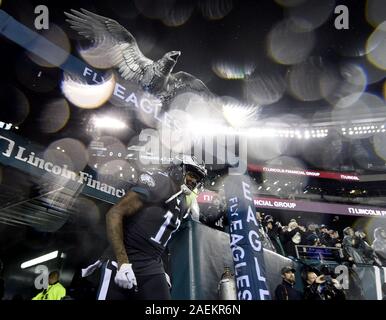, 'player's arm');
106,191,143,268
